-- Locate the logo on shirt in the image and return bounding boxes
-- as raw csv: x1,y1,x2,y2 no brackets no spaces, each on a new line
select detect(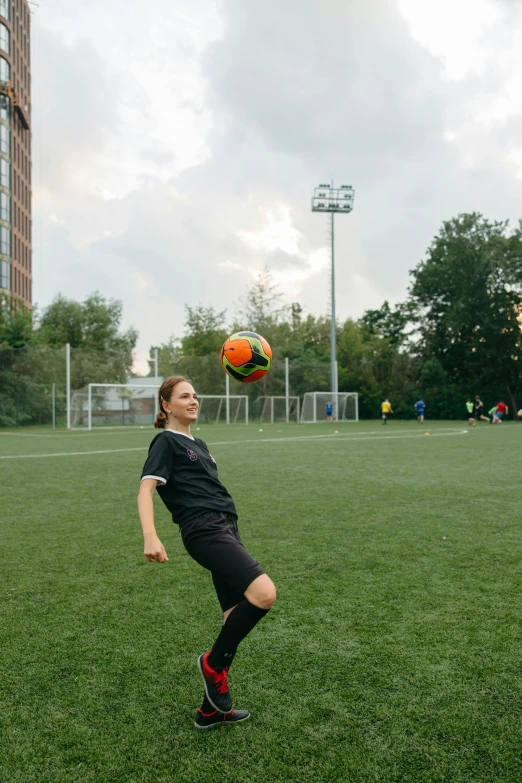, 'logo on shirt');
210,455,216,464
187,449,198,461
